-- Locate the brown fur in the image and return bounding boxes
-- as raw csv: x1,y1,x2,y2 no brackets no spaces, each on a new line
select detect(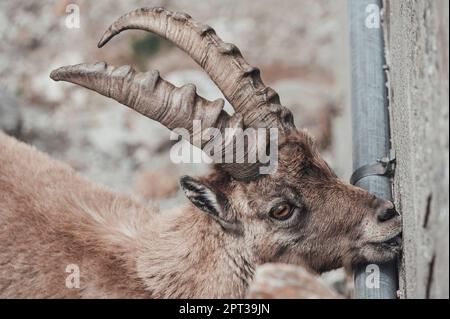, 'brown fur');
0,129,401,298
